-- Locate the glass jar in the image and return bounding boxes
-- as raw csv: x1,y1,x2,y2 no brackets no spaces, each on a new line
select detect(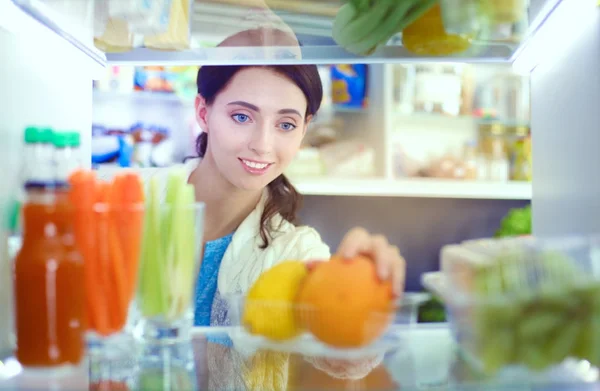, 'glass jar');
486,0,528,25
507,125,532,181
478,122,509,181
402,3,474,56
